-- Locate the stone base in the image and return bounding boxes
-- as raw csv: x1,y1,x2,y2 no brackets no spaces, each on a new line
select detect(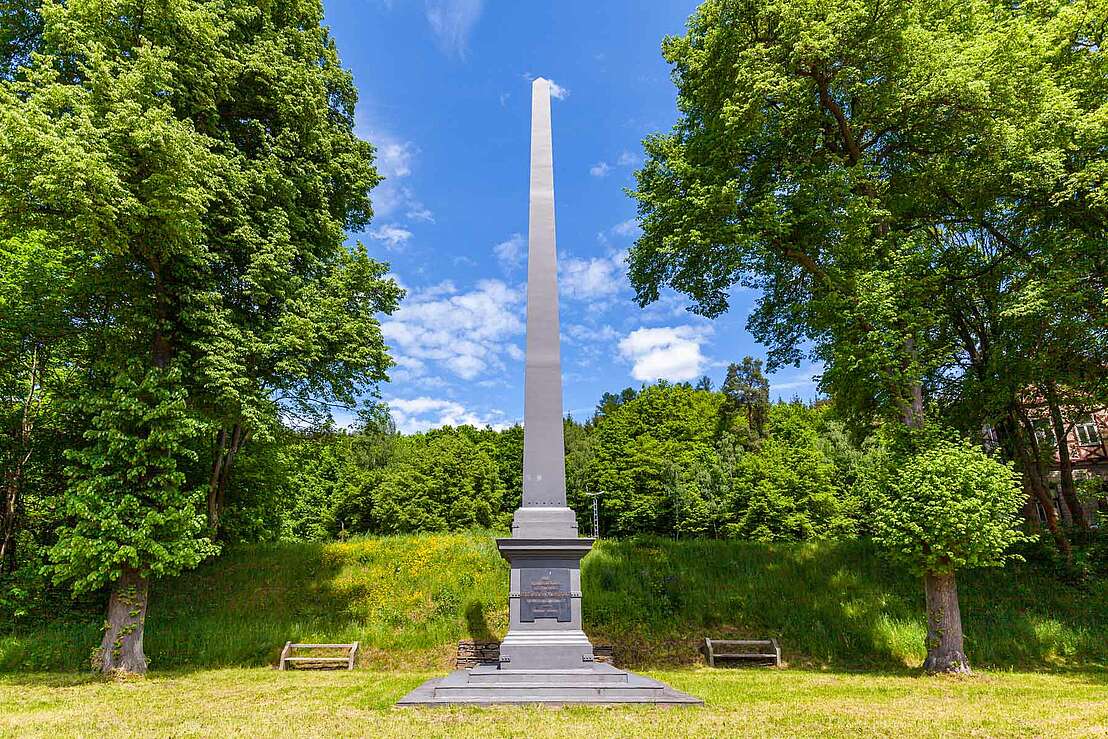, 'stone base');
396,663,702,706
